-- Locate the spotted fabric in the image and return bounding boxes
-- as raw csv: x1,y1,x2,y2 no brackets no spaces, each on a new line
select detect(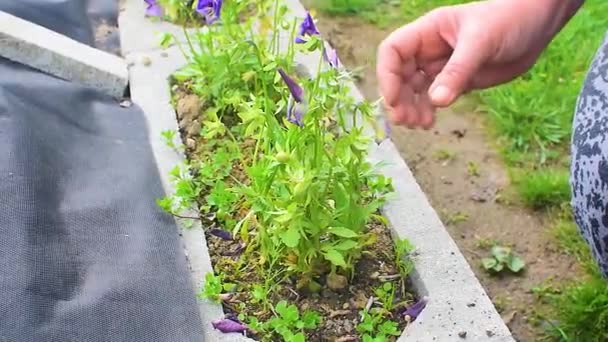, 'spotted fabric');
571,33,608,277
